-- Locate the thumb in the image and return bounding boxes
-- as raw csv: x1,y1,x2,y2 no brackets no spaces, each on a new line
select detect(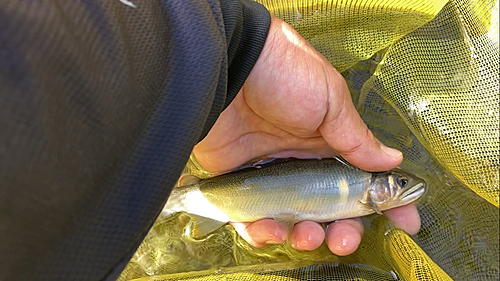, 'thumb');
319,70,403,172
